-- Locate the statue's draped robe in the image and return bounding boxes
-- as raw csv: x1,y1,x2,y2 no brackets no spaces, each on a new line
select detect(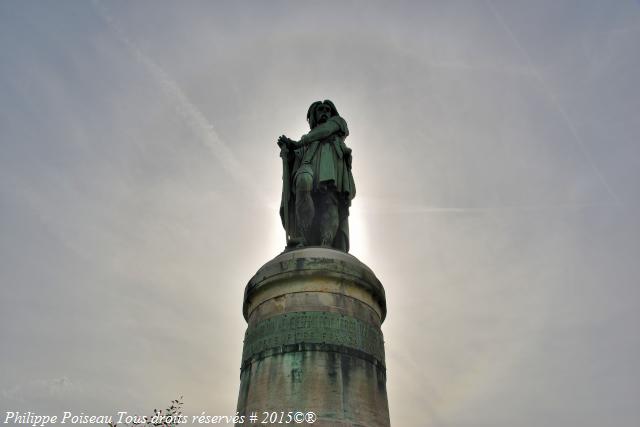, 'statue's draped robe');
280,115,355,250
